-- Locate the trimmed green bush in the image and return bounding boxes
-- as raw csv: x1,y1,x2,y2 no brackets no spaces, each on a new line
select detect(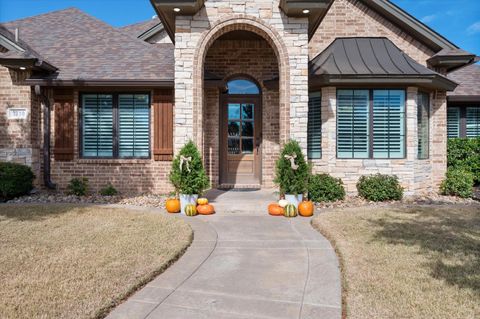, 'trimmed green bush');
357,174,403,202
274,140,310,195
440,168,474,198
447,137,480,184
67,178,89,196
0,162,35,201
100,183,118,196
308,173,345,202
169,140,209,195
